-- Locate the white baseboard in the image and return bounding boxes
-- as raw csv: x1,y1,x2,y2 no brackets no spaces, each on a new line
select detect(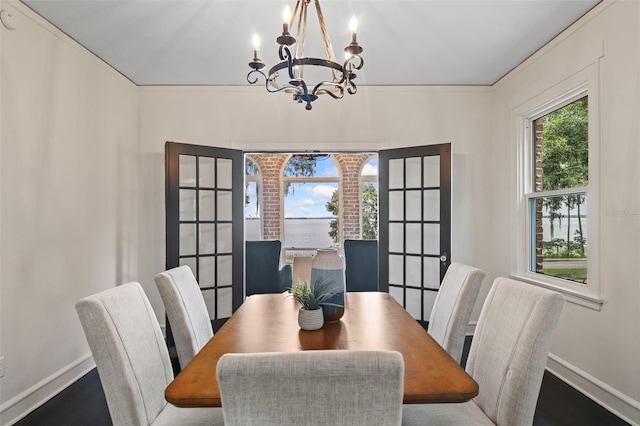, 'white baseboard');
547,353,640,426
0,353,96,426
